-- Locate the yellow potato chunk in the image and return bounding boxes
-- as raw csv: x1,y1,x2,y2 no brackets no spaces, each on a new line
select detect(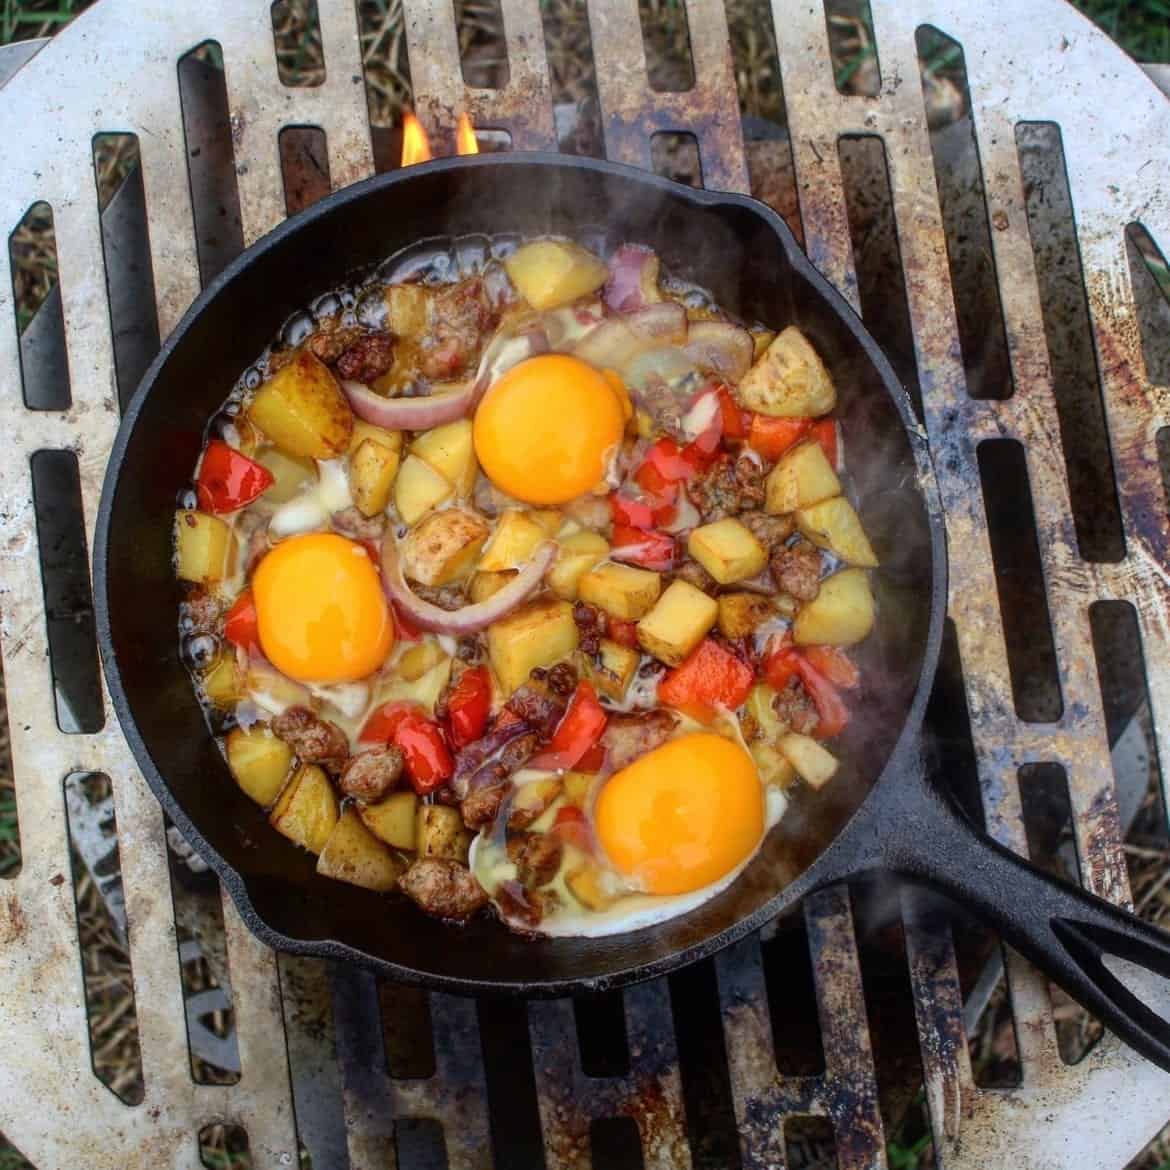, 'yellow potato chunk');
255,448,316,504
512,777,564,826
793,568,875,646
795,498,878,567
348,419,403,456
317,809,406,891
578,562,661,620
411,419,477,498
580,638,640,700
637,580,719,667
270,764,340,854
397,638,447,682
249,350,354,458
174,510,237,584
350,437,401,518
566,864,619,910
479,510,547,571
765,439,841,514
385,283,430,337
563,771,593,805
488,599,579,695
504,239,609,310
528,509,564,537
751,742,798,789
469,570,517,603
375,656,452,717
687,519,768,585
737,326,836,418
394,453,453,525
548,531,610,600
359,789,419,851
401,508,490,586
745,683,785,744
416,804,472,863
717,592,775,640
201,649,243,709
226,724,294,808
778,733,838,789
